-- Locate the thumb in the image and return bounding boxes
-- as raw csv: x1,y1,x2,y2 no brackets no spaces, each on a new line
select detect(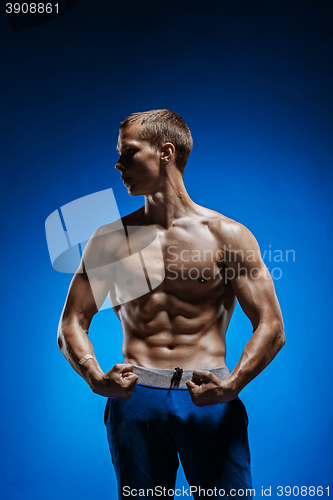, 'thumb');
117,363,135,374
